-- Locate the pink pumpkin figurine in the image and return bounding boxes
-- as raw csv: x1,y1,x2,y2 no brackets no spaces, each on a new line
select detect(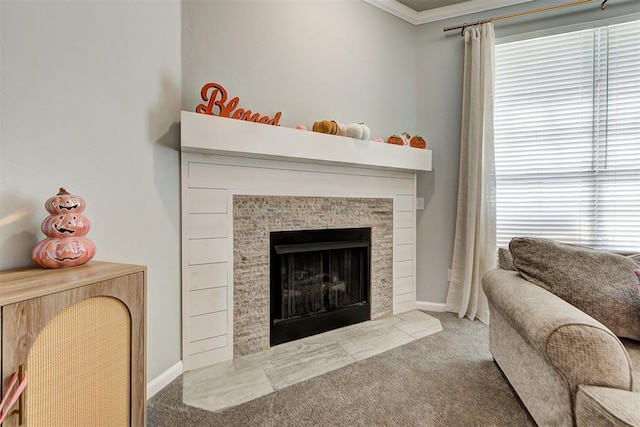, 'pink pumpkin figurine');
45,187,86,214
32,188,96,268
32,236,96,269
41,212,91,238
